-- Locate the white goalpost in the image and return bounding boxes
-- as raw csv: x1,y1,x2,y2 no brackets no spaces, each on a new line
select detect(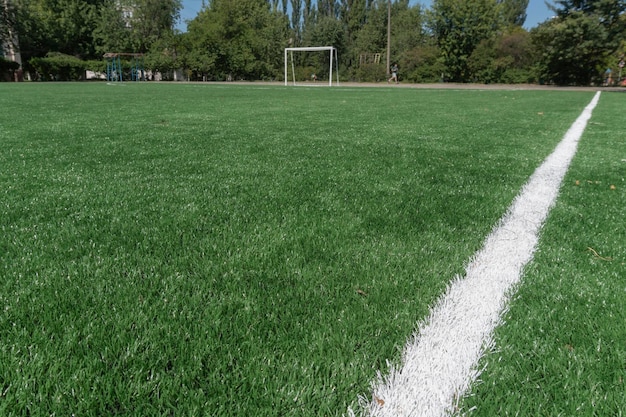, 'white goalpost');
284,46,339,87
